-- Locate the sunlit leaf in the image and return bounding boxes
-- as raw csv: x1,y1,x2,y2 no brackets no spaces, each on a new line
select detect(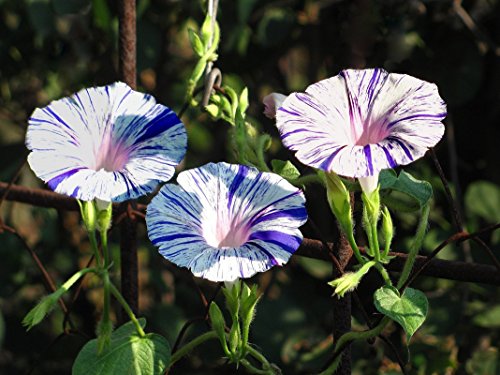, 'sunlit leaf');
72,319,170,375
374,286,428,341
